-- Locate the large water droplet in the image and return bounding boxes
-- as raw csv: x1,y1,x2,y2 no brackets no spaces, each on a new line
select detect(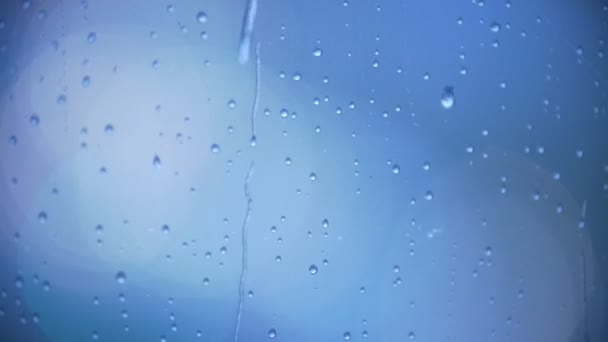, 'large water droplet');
309,264,318,275
196,11,208,23
268,328,276,338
